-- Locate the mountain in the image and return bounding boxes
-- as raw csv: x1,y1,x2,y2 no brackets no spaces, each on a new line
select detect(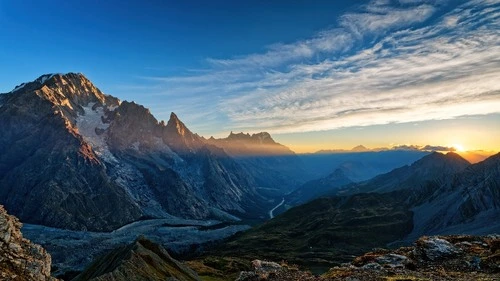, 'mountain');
207,132,309,194
209,152,500,271
0,205,56,281
73,236,200,281
459,150,497,163
287,151,451,205
343,151,470,194
351,145,369,152
407,152,500,239
0,73,267,231
207,132,294,156
287,168,353,205
298,150,429,180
